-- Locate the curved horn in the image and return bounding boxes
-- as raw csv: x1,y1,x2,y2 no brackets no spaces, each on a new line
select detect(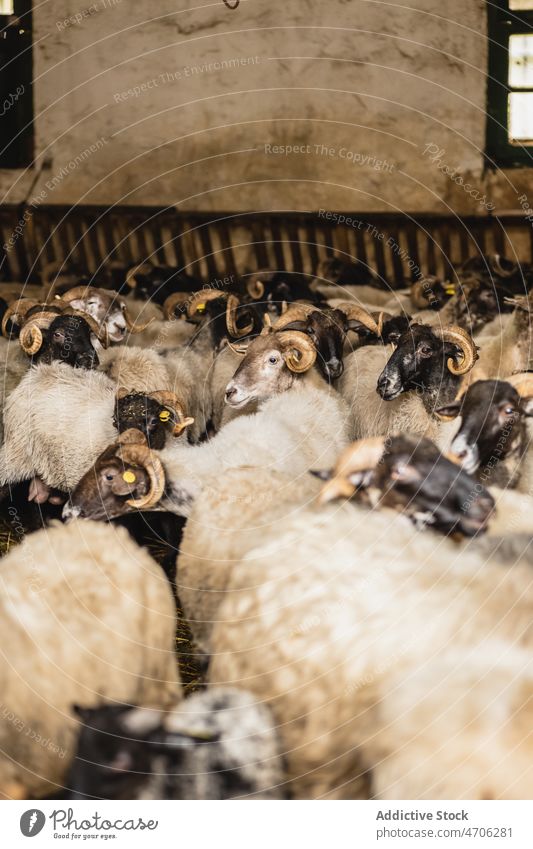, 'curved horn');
246,278,265,299
148,390,194,436
187,289,229,319
434,325,478,375
126,261,153,289
318,437,386,504
59,285,94,304
490,254,515,278
117,441,166,509
163,292,190,321
276,330,317,373
336,302,382,336
227,339,250,356
506,372,533,398
272,302,317,332
2,298,39,337
19,322,44,355
225,294,254,338
410,280,430,309
122,305,154,333
61,308,109,348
